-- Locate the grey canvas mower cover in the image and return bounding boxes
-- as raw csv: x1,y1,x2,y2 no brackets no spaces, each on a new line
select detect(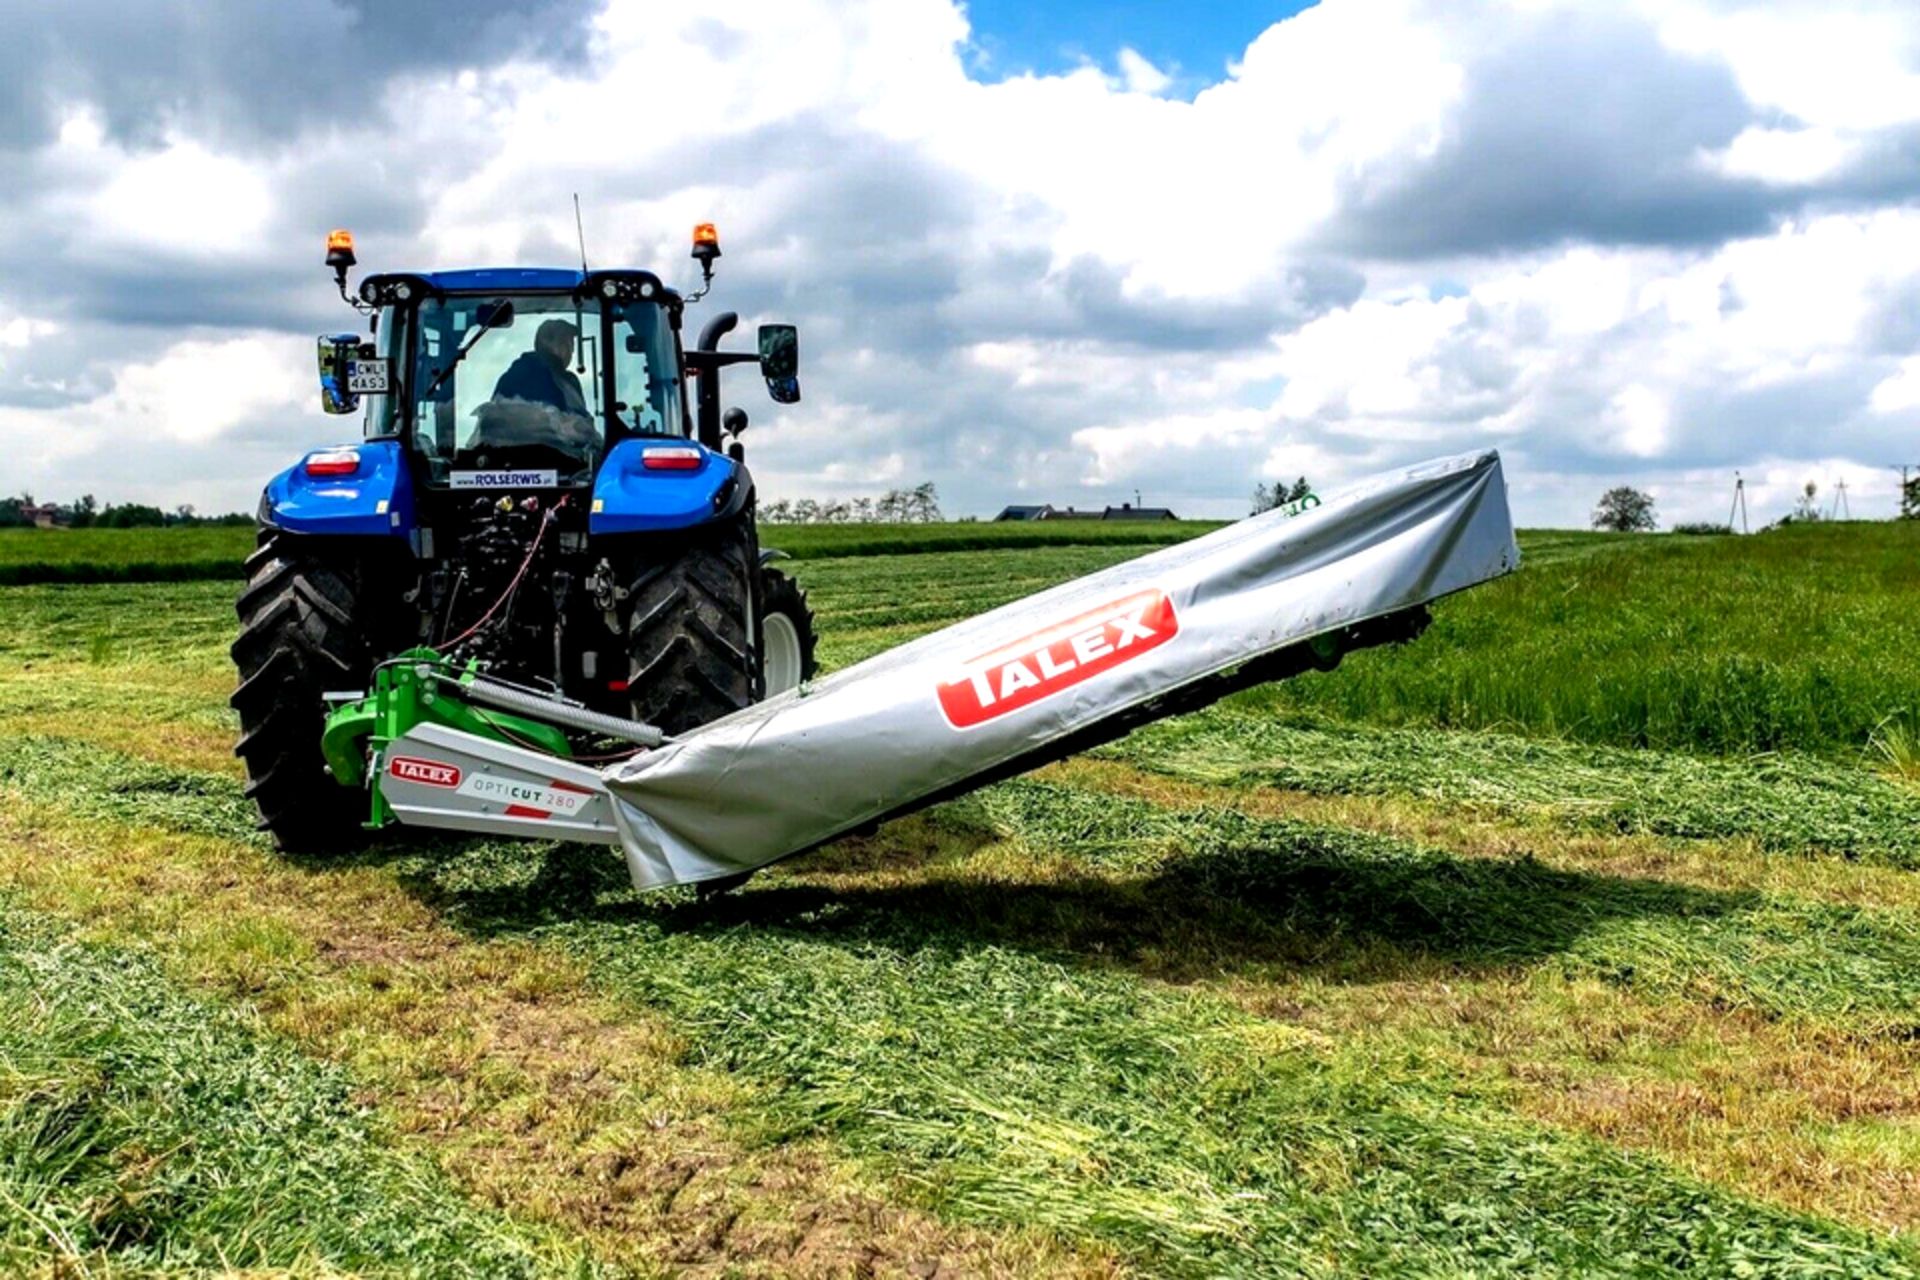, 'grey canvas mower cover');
346,449,1519,890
